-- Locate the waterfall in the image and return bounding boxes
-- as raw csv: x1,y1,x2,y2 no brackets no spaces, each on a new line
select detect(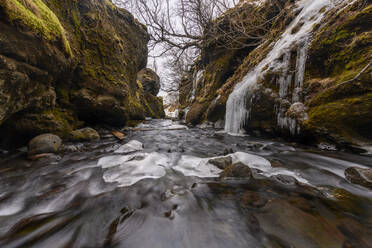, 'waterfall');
225,0,348,134
189,70,204,102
